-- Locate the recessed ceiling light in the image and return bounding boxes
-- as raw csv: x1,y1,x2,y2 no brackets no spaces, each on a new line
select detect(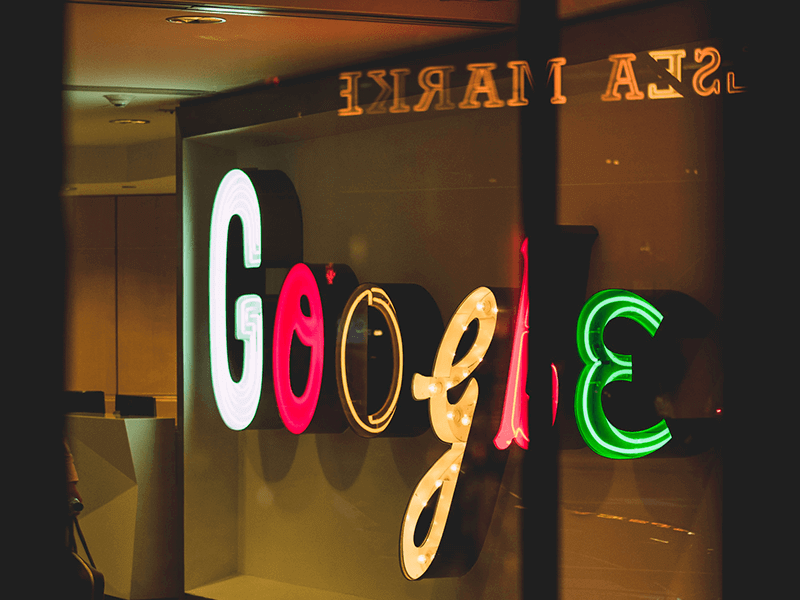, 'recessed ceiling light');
109,119,150,125
166,16,226,24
